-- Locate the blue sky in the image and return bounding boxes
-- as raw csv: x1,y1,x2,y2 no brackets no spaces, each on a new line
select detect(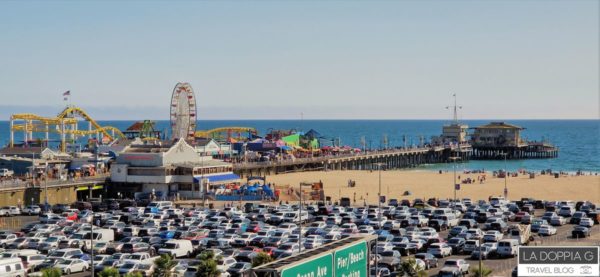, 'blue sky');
0,1,598,120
